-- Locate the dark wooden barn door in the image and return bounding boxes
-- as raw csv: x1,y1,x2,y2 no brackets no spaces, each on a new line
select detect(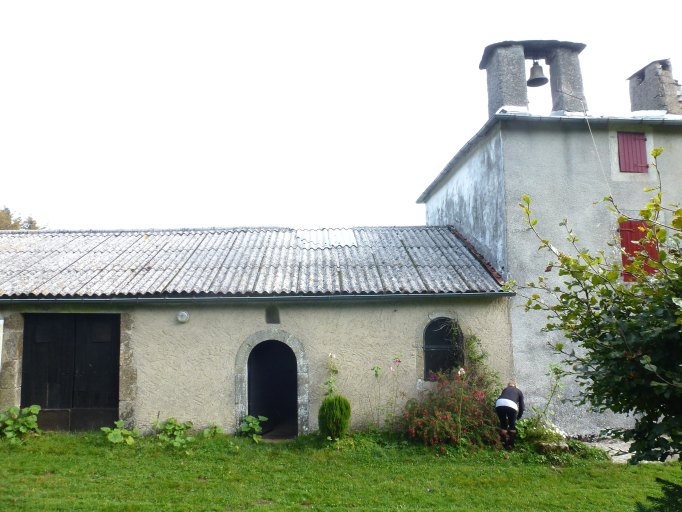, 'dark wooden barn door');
21,314,120,431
